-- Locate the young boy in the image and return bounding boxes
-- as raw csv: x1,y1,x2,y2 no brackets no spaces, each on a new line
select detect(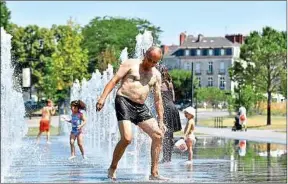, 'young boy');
36,99,56,144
